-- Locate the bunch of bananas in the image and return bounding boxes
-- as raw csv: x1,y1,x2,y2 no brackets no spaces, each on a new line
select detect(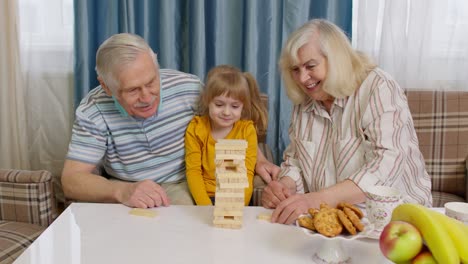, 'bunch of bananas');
391,203,468,264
